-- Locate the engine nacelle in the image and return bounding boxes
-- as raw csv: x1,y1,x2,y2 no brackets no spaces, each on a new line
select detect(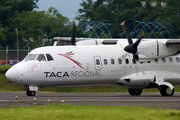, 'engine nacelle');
136,39,179,61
